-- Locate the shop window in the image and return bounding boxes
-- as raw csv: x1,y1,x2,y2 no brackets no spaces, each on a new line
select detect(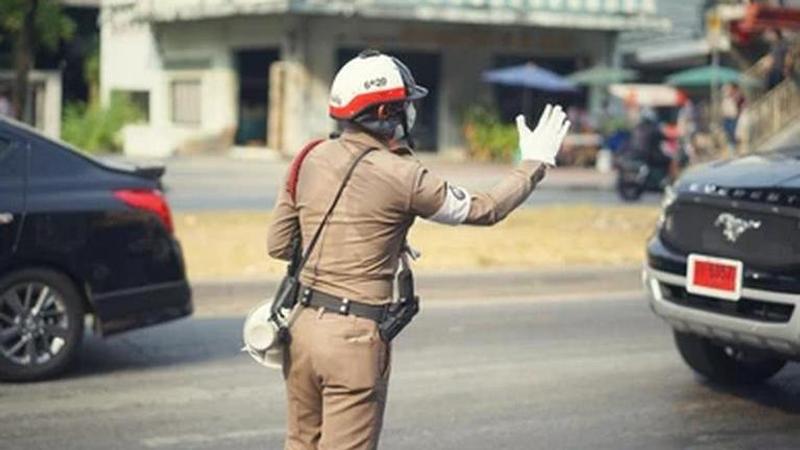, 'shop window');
171,80,201,125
